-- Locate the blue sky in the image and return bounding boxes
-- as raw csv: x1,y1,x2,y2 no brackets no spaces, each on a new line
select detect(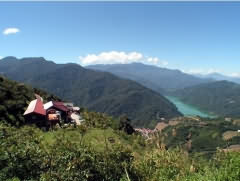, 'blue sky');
1,2,240,76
